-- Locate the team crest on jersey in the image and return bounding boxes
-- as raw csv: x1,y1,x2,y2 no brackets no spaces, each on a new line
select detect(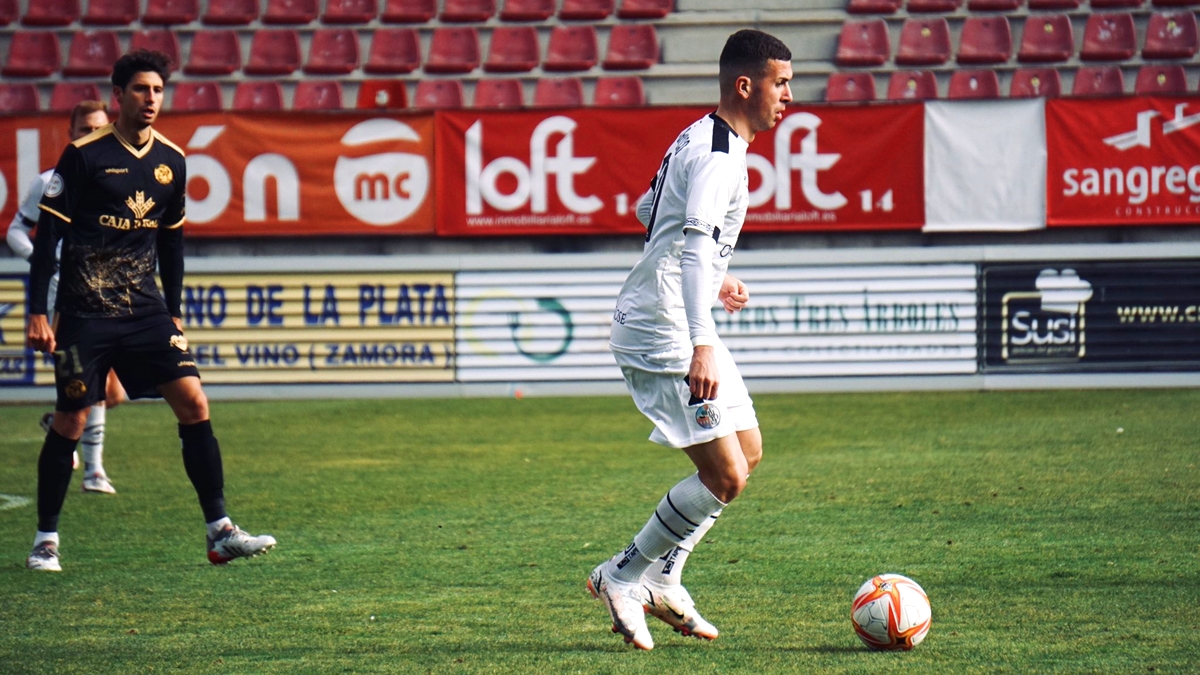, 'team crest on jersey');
45,173,64,198
154,164,173,185
65,380,87,399
695,403,721,429
169,335,188,352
